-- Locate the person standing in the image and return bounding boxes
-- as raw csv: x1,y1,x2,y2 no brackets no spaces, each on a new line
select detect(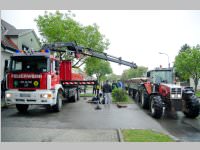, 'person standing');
96,83,100,97
93,84,96,95
103,80,112,105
